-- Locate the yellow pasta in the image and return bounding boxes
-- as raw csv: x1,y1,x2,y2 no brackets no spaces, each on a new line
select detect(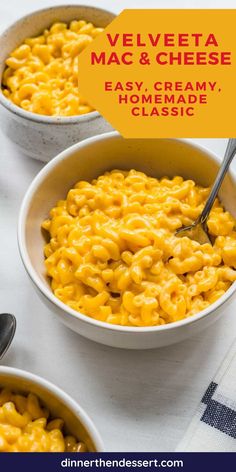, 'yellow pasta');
0,389,87,452
42,170,236,327
2,20,104,116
